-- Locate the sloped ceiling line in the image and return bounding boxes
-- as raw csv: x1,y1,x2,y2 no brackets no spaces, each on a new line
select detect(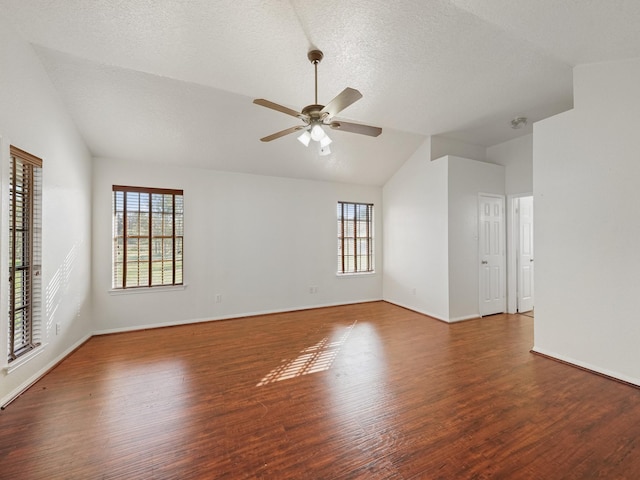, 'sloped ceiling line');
2,1,639,184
